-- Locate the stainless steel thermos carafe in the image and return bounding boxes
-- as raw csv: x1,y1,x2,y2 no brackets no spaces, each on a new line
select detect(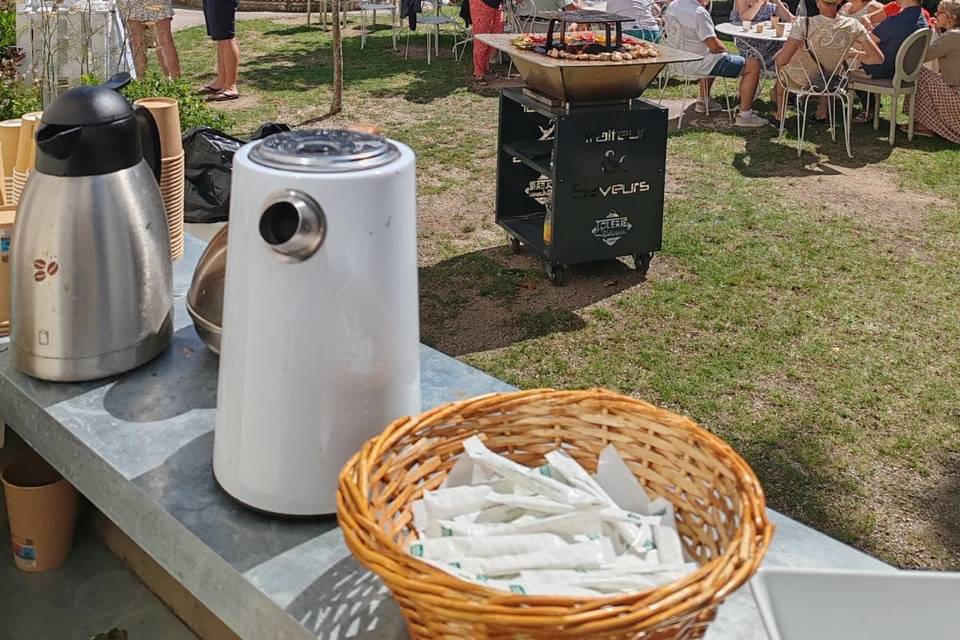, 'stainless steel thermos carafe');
11,80,173,382
213,130,421,515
